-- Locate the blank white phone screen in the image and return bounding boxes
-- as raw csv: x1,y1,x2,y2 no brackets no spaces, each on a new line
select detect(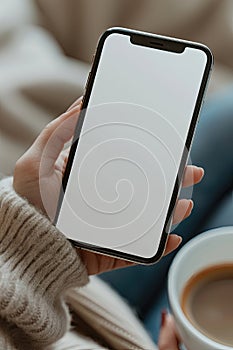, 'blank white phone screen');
57,33,207,258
